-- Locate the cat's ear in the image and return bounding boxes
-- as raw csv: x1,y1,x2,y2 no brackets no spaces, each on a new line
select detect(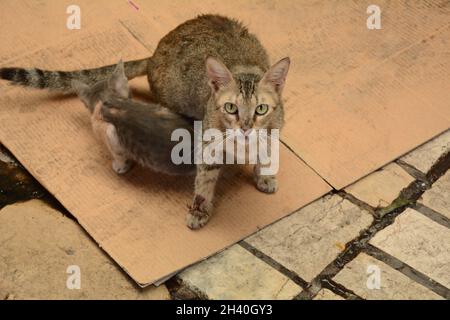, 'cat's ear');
108,59,130,98
71,80,91,107
261,57,290,94
206,57,234,92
